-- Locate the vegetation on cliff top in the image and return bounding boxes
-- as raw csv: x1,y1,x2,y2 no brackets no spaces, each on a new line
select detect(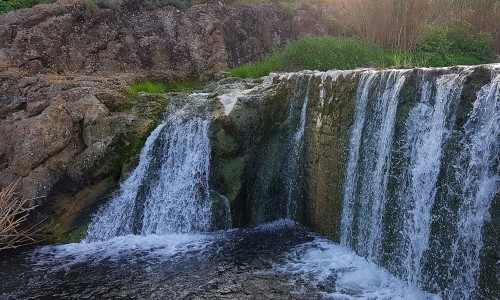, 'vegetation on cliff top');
230,23,494,78
0,0,55,15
